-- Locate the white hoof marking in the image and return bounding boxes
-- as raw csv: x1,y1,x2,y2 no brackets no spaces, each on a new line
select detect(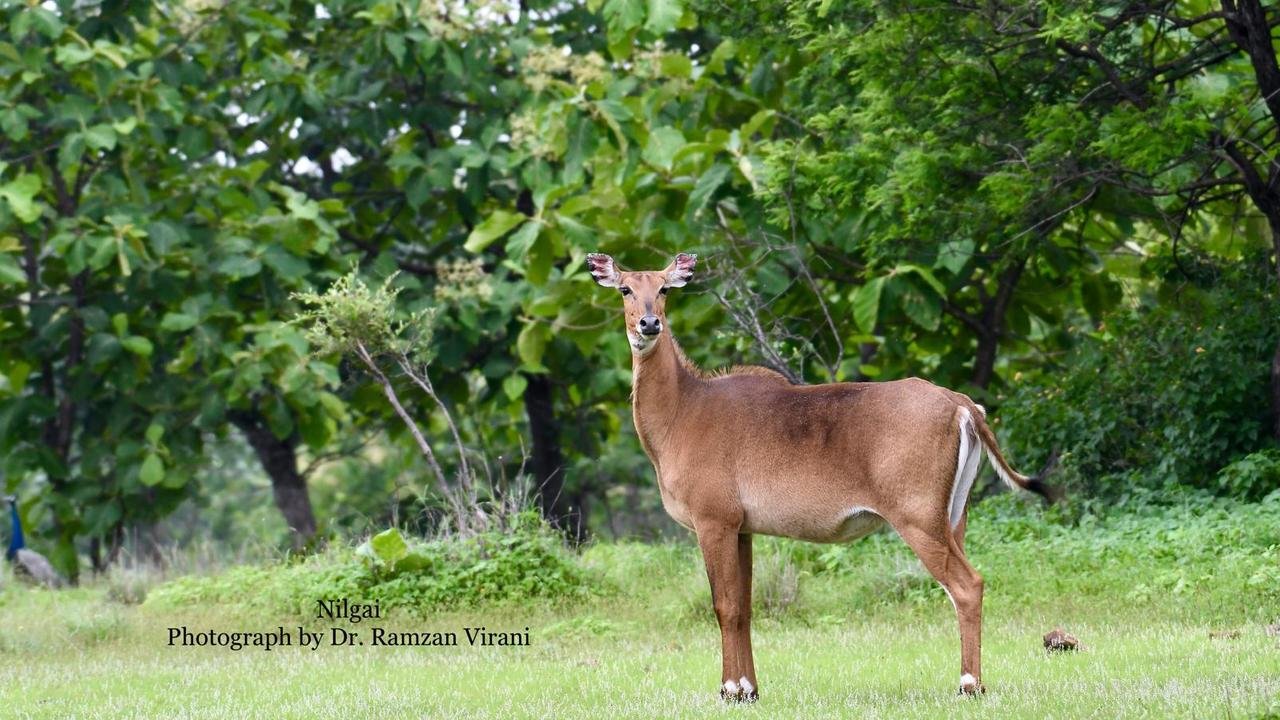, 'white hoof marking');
722,680,740,695
739,677,754,694
960,673,978,689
